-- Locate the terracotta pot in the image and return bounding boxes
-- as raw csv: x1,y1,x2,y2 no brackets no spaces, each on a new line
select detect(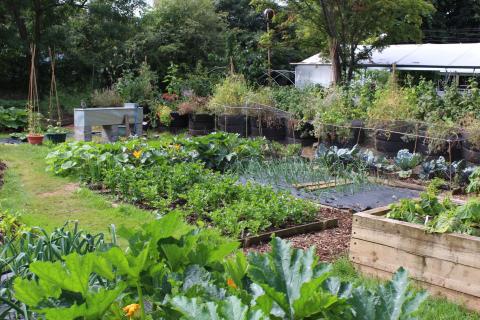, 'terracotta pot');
27,134,44,145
